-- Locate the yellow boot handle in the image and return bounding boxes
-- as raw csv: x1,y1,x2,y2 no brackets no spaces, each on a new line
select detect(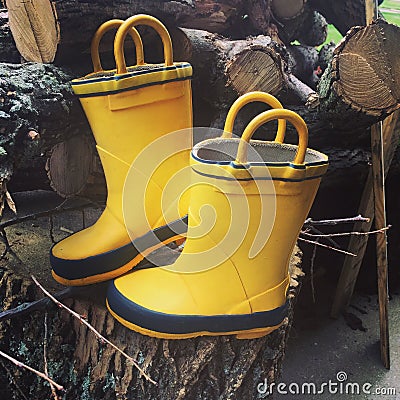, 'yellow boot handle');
114,14,173,74
235,109,308,165
223,92,286,143
91,19,145,73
